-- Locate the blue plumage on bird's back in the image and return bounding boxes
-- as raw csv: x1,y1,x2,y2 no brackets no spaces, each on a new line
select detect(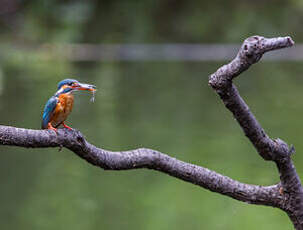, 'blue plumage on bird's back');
41,96,58,129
